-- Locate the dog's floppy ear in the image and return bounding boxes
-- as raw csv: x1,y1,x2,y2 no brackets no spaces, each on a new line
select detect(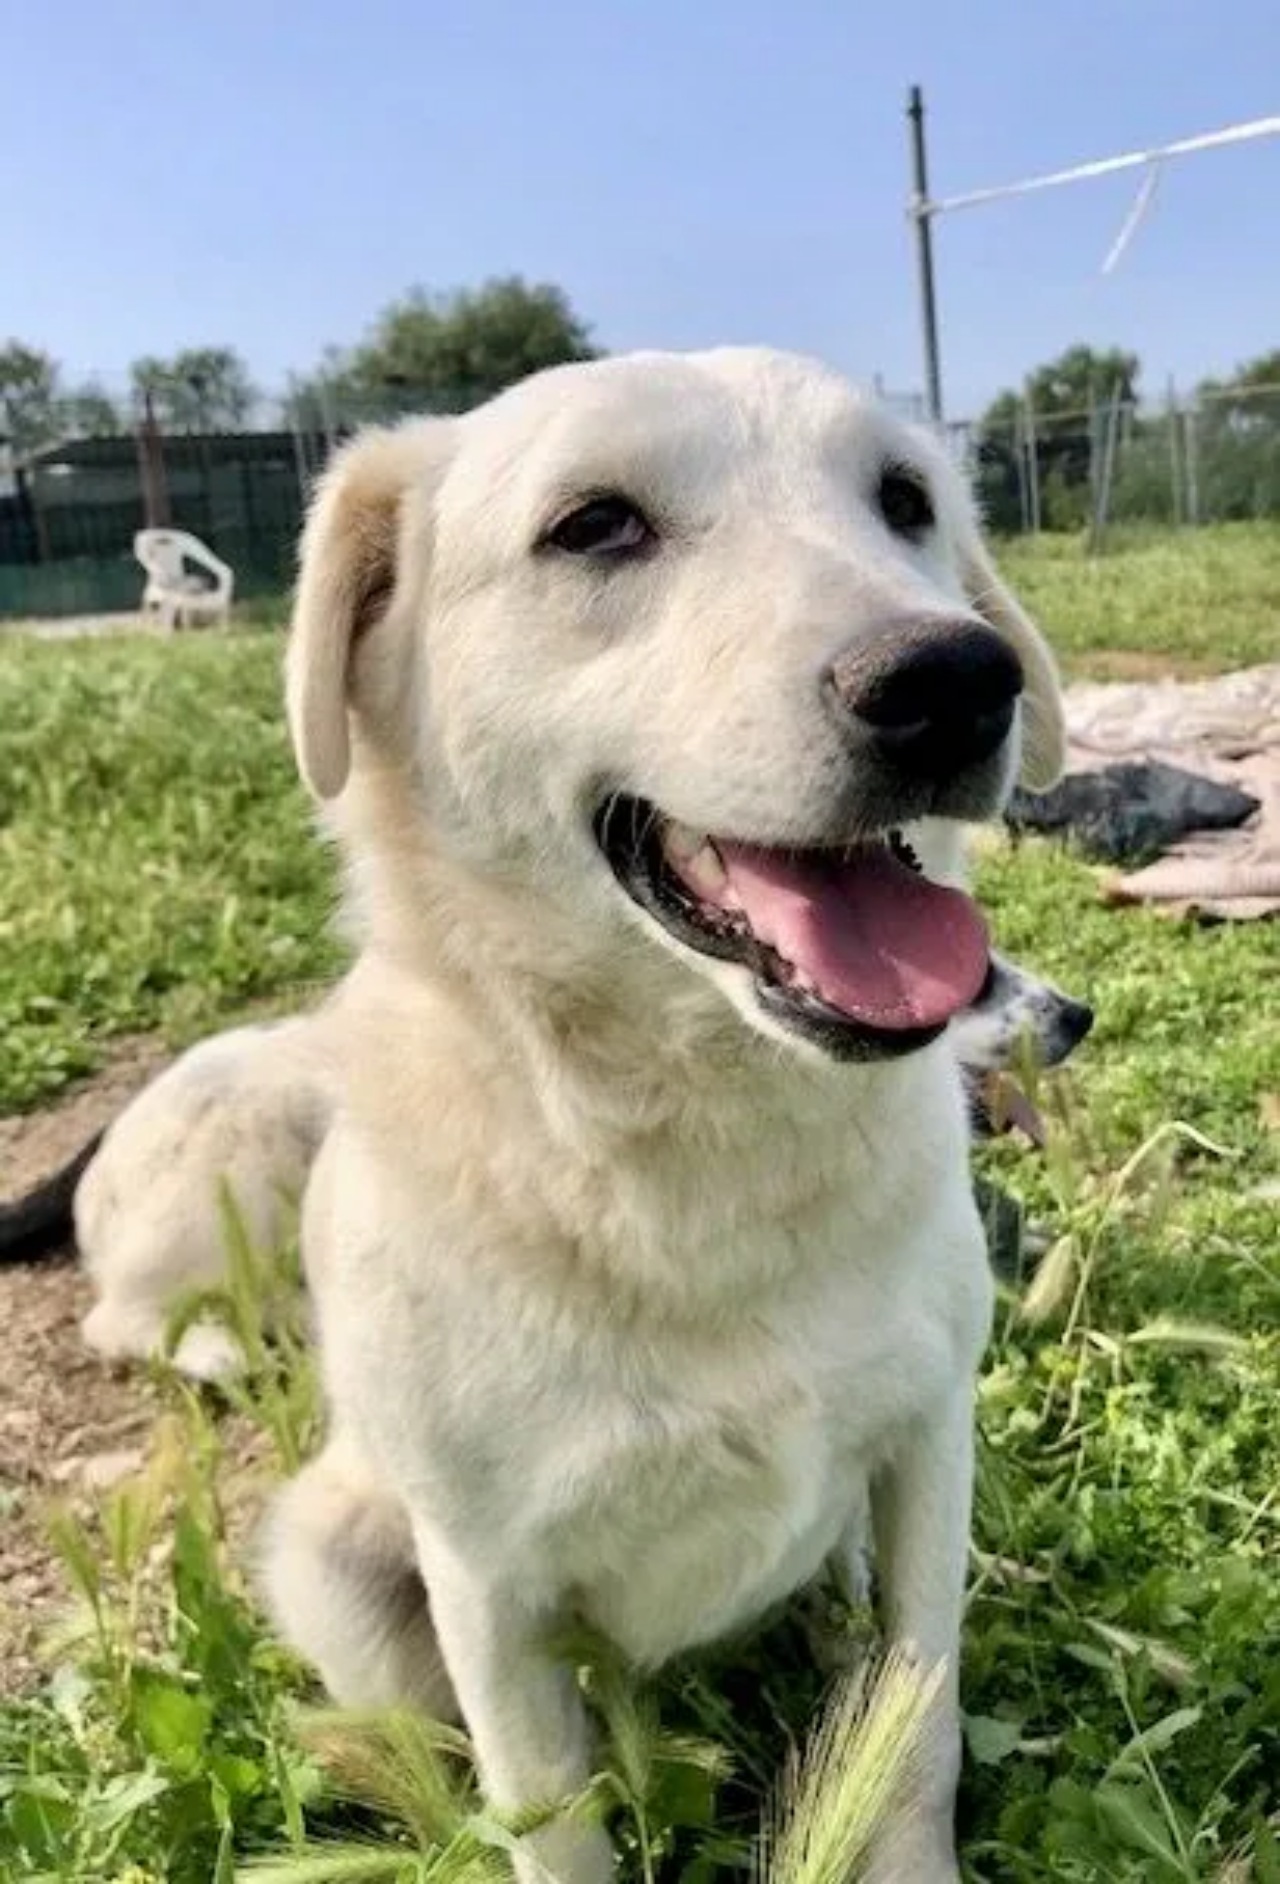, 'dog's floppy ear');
286,418,454,800
959,531,1065,791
